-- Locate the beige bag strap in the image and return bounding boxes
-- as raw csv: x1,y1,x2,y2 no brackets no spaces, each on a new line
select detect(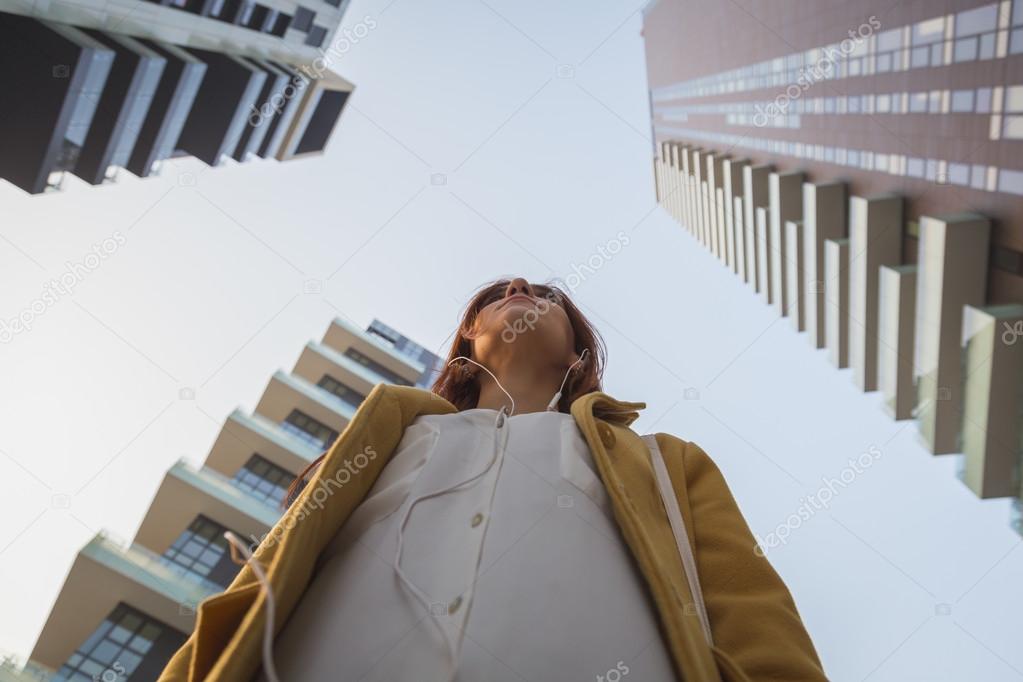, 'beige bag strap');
642,434,714,645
